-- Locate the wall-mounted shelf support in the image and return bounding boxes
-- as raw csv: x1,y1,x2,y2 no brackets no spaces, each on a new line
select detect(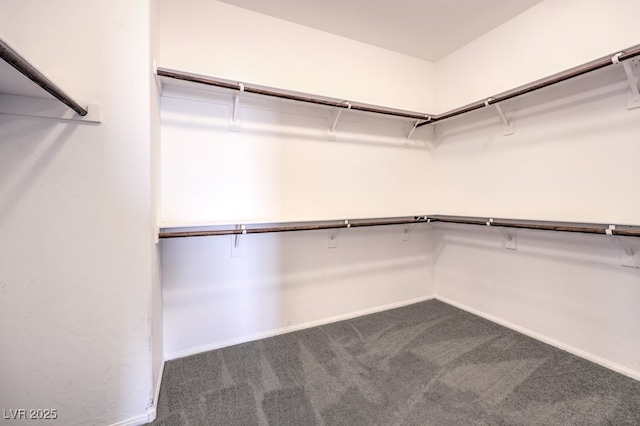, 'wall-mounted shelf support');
230,83,244,131
620,58,640,110
231,225,246,257
328,231,338,248
327,102,350,141
407,116,430,140
501,228,517,250
485,99,513,136
607,227,638,268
